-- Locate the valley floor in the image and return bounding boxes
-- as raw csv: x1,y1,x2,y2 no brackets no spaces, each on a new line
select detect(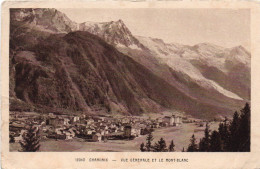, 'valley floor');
10,123,219,152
